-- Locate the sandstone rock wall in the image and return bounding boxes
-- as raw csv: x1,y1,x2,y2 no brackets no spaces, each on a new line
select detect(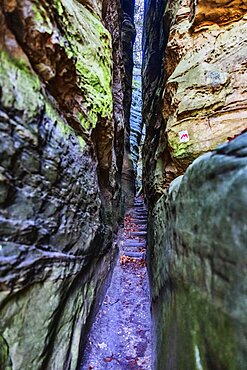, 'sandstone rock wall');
120,0,136,208
143,0,247,199
129,0,144,188
0,1,131,368
142,0,172,201
143,1,247,369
